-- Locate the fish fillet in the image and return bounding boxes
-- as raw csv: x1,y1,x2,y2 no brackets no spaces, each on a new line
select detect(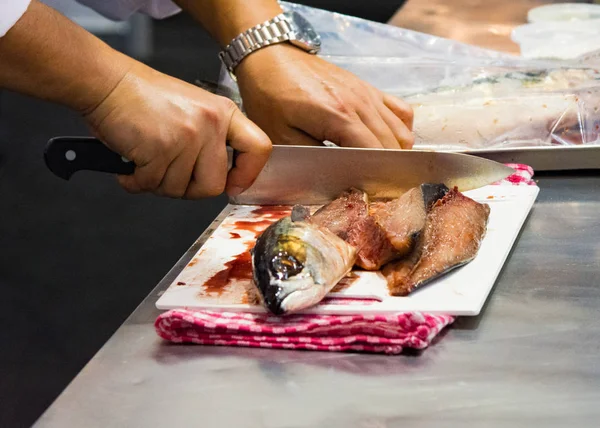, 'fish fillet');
370,183,449,255
307,188,397,270
384,187,491,296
